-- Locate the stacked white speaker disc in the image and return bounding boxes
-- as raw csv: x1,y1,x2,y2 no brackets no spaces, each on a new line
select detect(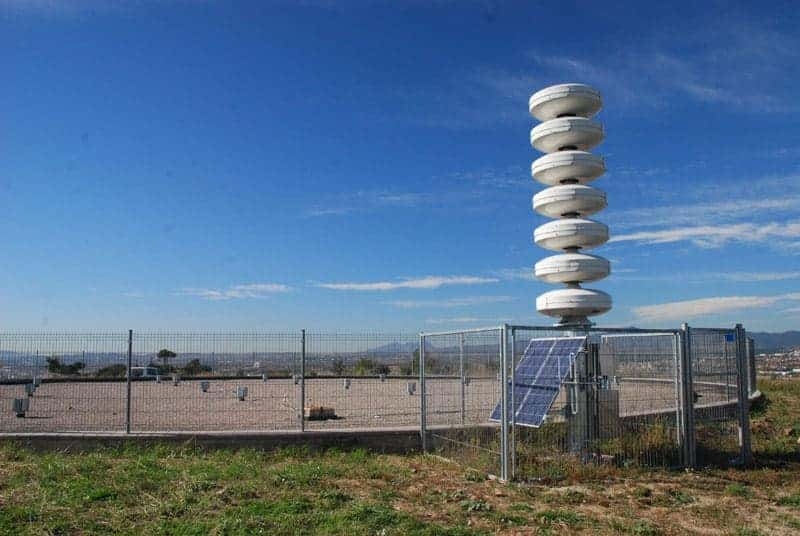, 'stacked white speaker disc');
529,84,612,325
